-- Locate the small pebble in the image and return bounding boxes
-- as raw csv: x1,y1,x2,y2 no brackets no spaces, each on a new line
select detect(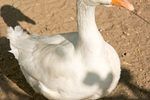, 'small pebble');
139,69,143,71
70,17,74,20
